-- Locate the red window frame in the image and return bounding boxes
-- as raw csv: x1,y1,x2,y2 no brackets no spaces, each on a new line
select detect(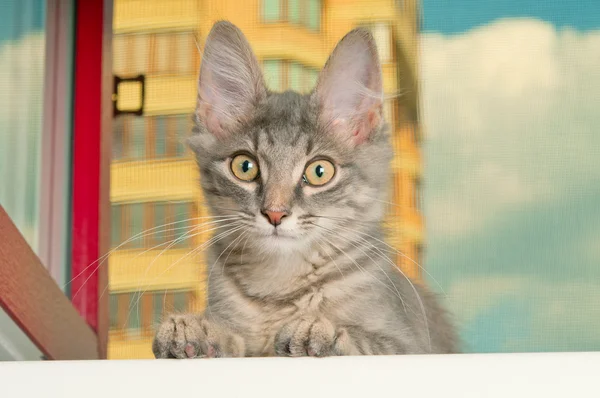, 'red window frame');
70,0,113,359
